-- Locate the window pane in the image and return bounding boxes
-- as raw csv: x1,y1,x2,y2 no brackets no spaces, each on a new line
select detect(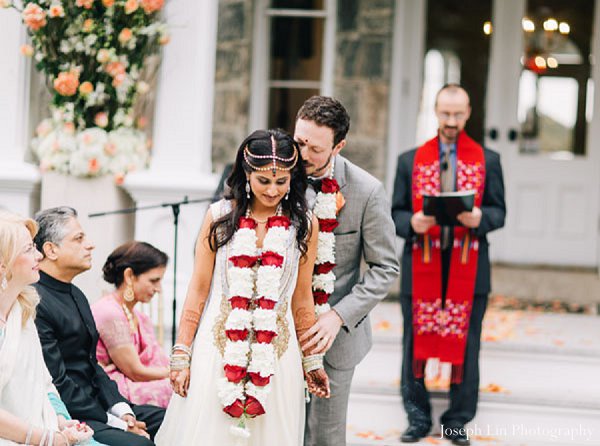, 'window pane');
416,0,492,144
270,17,324,81
270,0,324,9
268,88,320,134
518,0,594,156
